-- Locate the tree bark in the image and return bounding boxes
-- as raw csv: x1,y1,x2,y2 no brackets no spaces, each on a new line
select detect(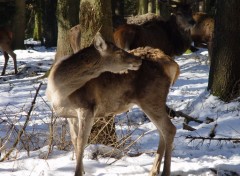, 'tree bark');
42,0,57,48
55,0,79,60
79,0,117,146
208,0,240,101
79,0,113,48
12,0,25,49
159,1,171,20
138,0,148,15
155,0,160,15
148,0,155,13
33,0,42,43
